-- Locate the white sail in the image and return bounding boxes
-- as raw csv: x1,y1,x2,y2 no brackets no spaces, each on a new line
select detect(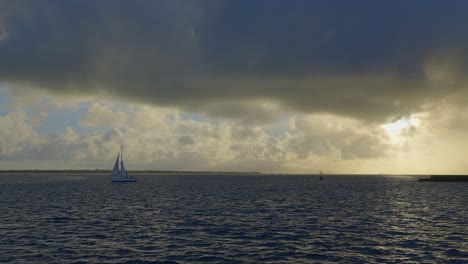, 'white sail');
111,145,136,182
120,160,127,176
120,145,127,176
111,155,120,177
